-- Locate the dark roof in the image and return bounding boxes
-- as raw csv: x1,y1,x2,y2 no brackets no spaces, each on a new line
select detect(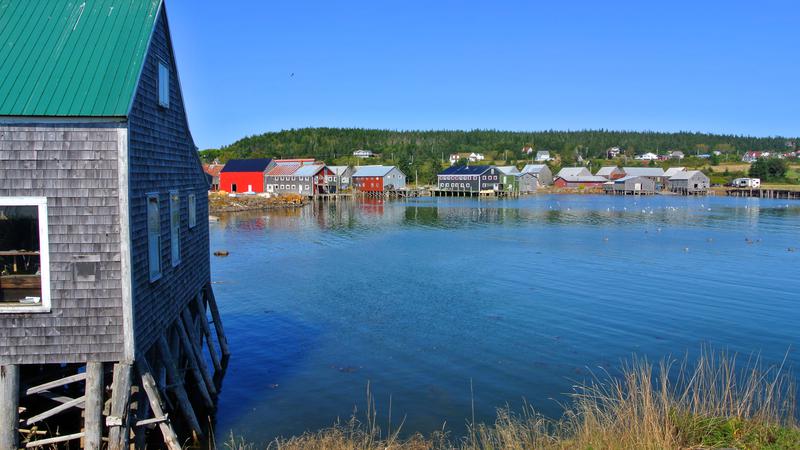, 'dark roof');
221,158,273,173
439,165,492,175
